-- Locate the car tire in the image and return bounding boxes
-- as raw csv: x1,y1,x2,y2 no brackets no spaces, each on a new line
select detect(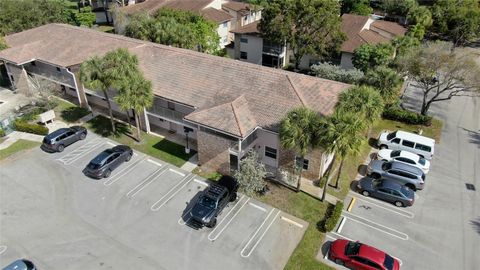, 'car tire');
335,259,344,266
362,190,370,197
103,169,112,178
395,201,404,207
406,184,416,191
57,144,65,152
125,153,132,162
370,173,381,179
229,193,237,202
80,132,86,140
207,218,217,228
379,145,388,150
